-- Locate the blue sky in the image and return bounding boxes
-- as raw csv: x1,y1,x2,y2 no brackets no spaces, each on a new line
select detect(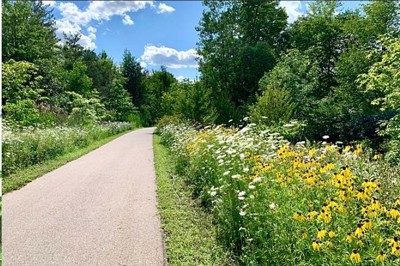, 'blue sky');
46,1,364,81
